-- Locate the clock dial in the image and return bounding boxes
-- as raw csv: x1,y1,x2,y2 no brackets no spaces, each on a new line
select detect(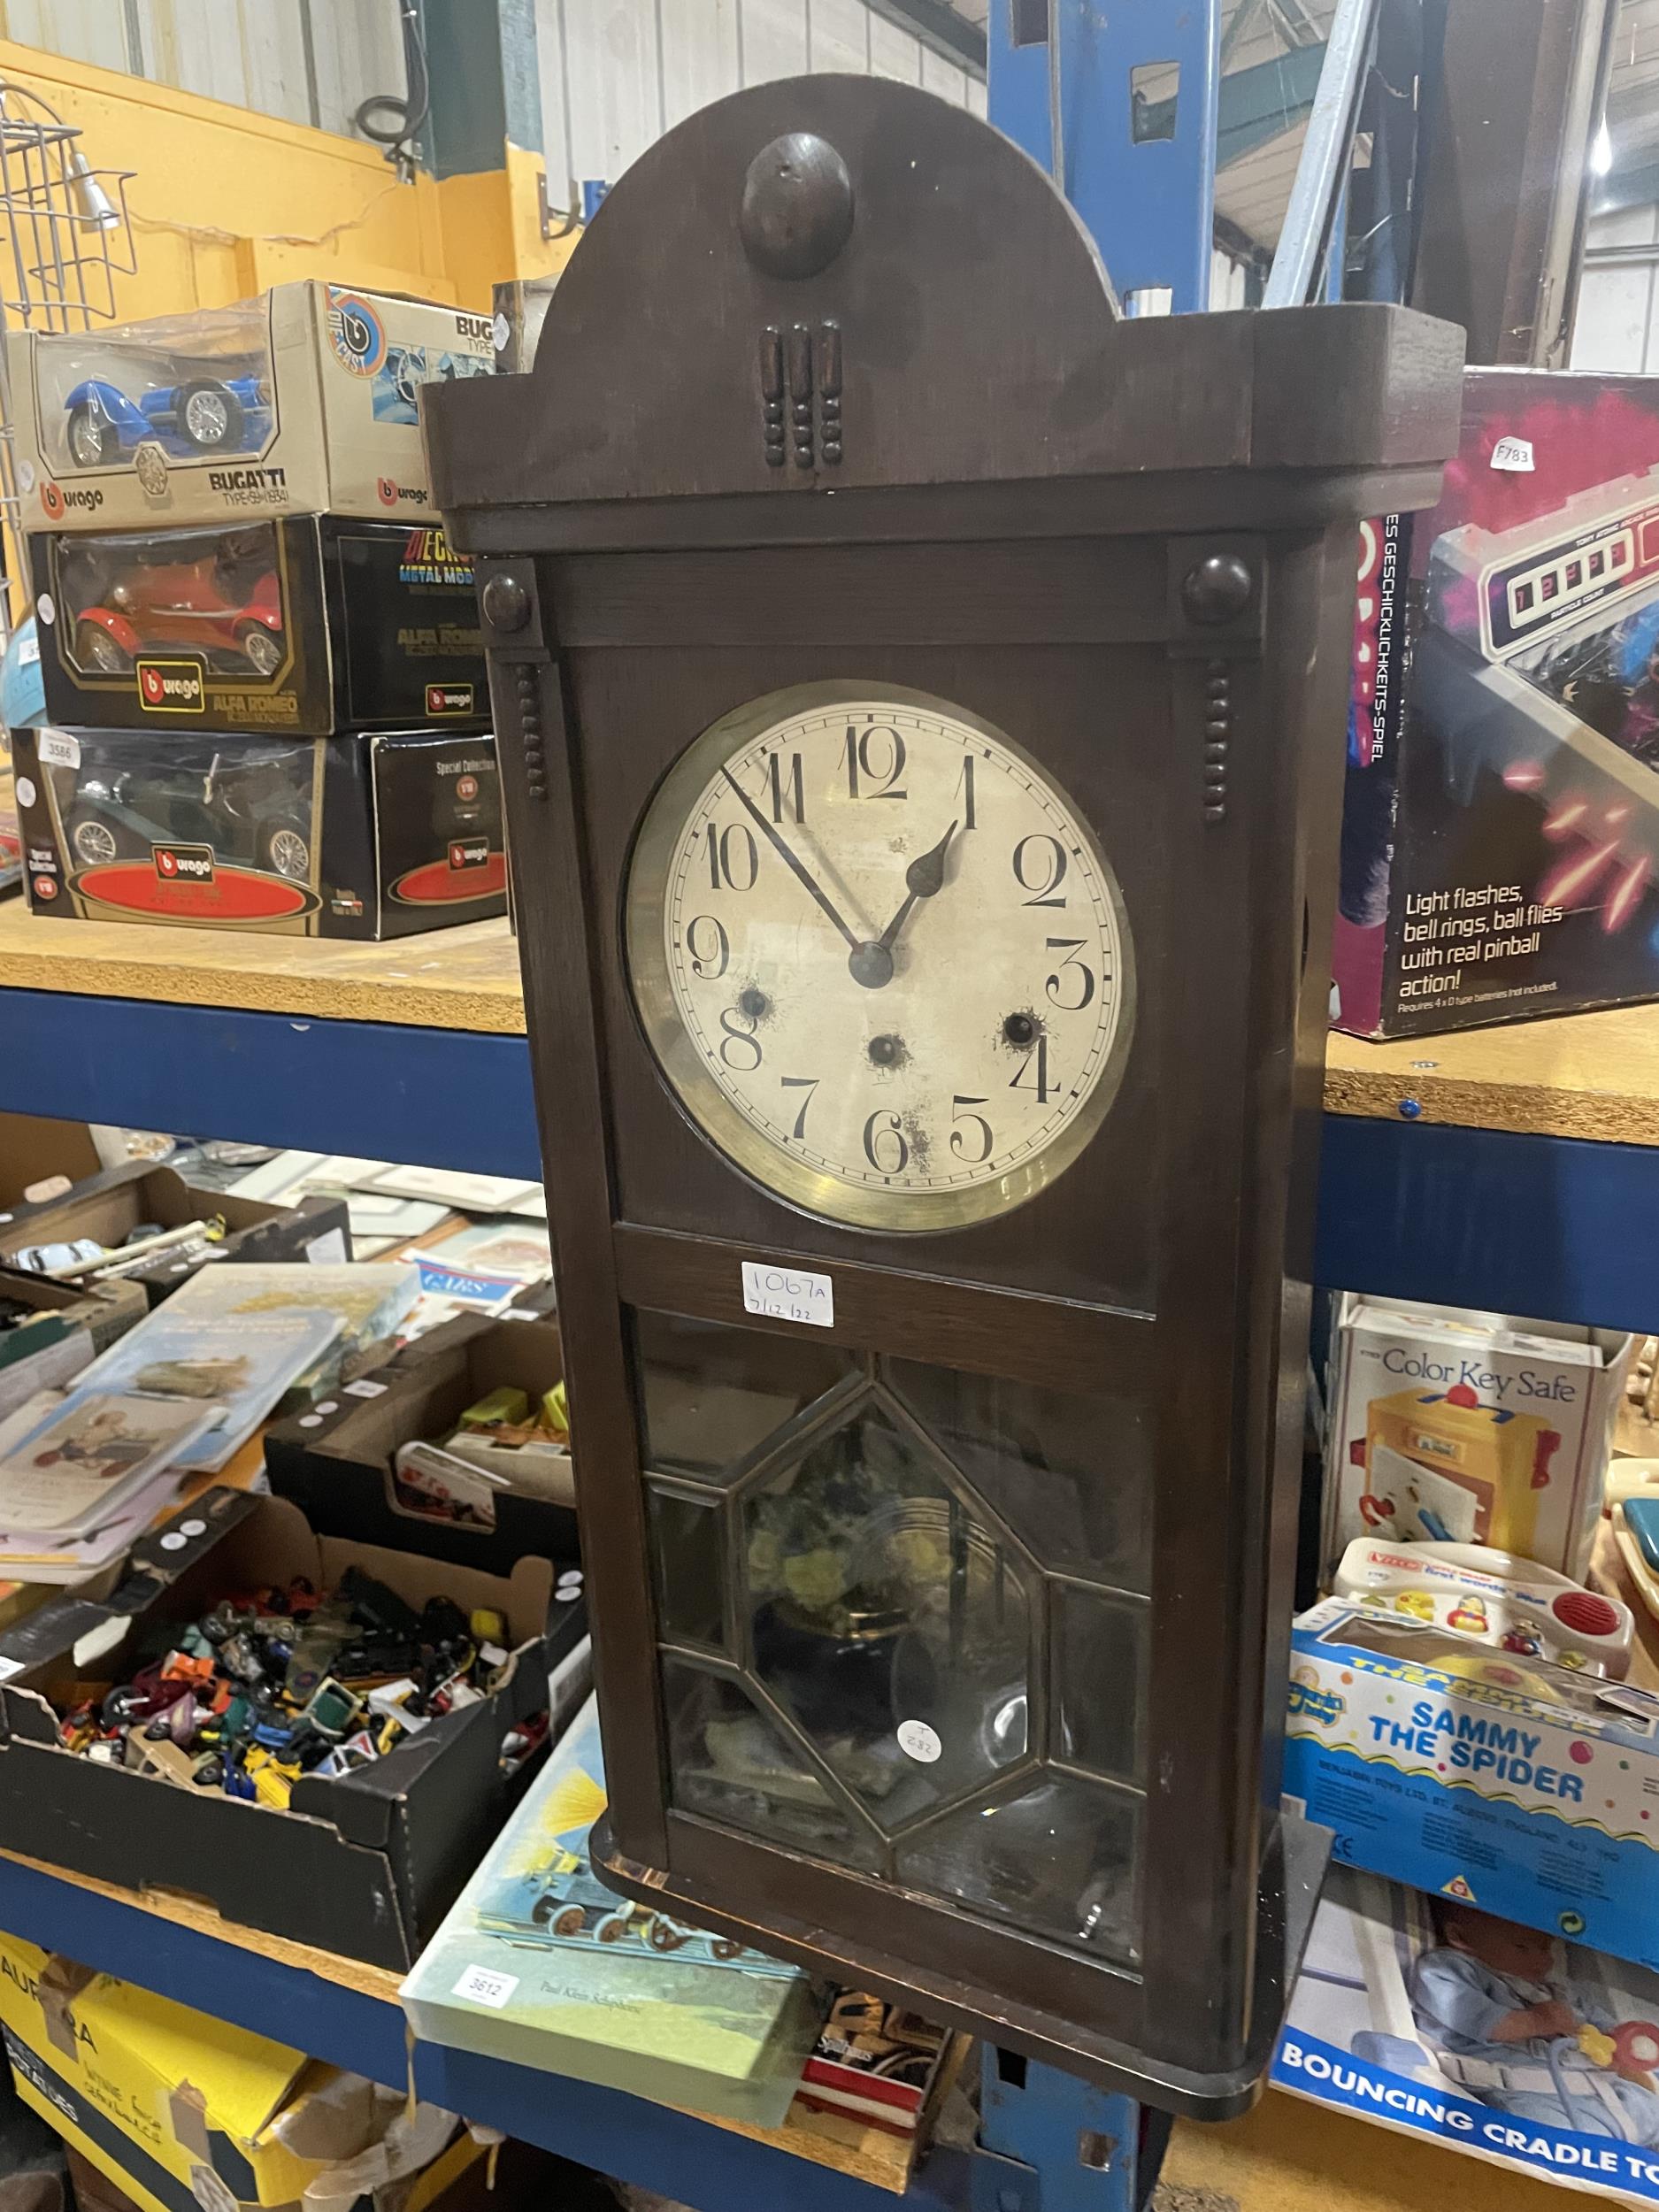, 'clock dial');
626,683,1135,1230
